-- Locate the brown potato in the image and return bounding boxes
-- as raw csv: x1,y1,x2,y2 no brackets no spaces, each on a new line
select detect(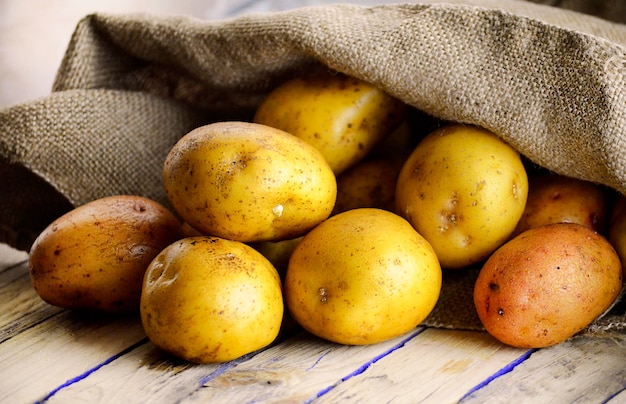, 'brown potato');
29,195,183,313
474,223,622,348
609,195,626,278
512,172,611,237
